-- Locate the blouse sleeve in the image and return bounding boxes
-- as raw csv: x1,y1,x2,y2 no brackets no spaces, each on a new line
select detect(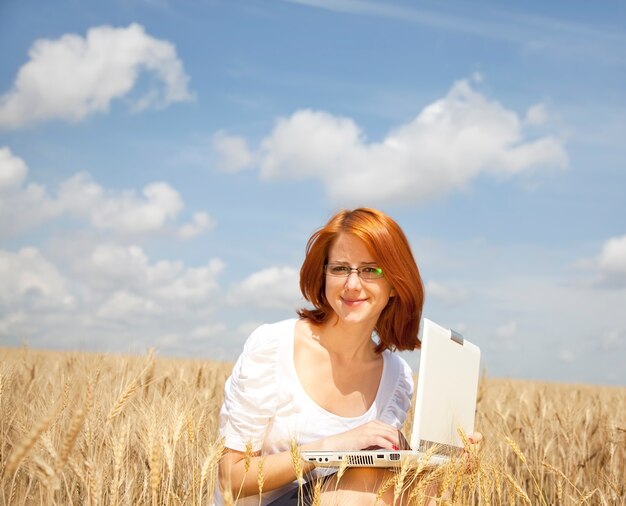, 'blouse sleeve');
219,324,279,452
379,355,414,428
